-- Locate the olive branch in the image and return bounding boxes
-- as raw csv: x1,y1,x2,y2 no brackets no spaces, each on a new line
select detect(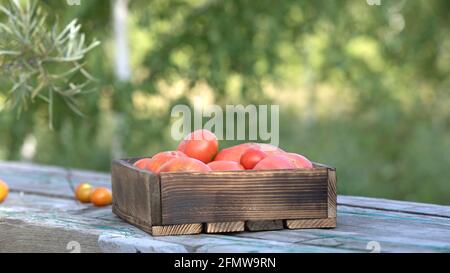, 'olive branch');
0,0,100,129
